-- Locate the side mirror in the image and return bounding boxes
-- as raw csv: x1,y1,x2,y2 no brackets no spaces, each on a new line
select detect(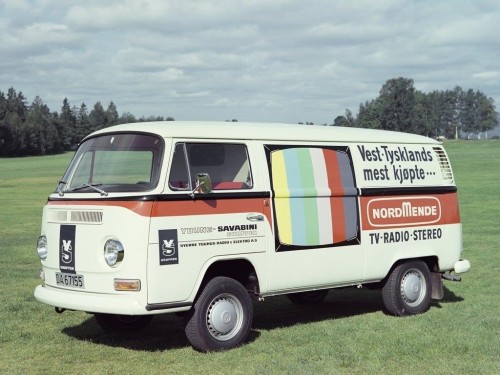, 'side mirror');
193,173,212,195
